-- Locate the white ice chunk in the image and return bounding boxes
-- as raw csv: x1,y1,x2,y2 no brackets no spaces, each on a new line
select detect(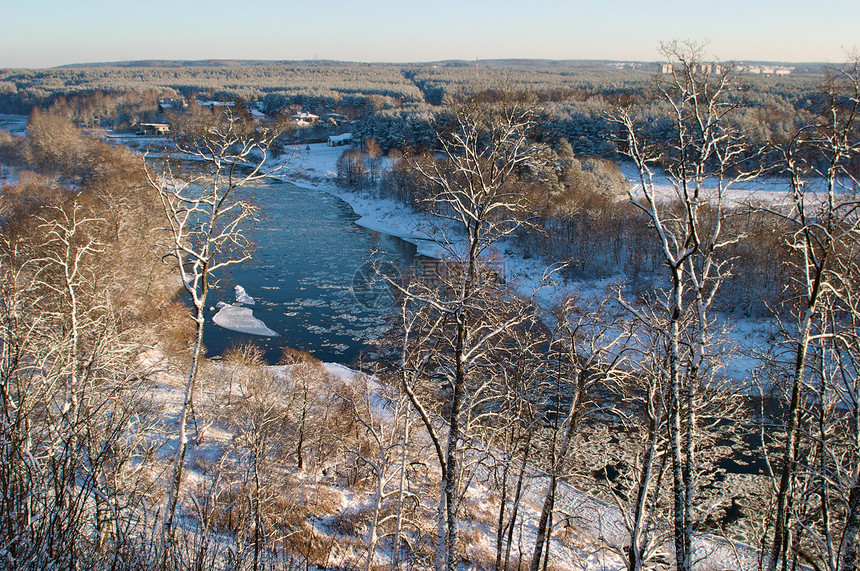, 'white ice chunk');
213,304,278,337
234,285,255,305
